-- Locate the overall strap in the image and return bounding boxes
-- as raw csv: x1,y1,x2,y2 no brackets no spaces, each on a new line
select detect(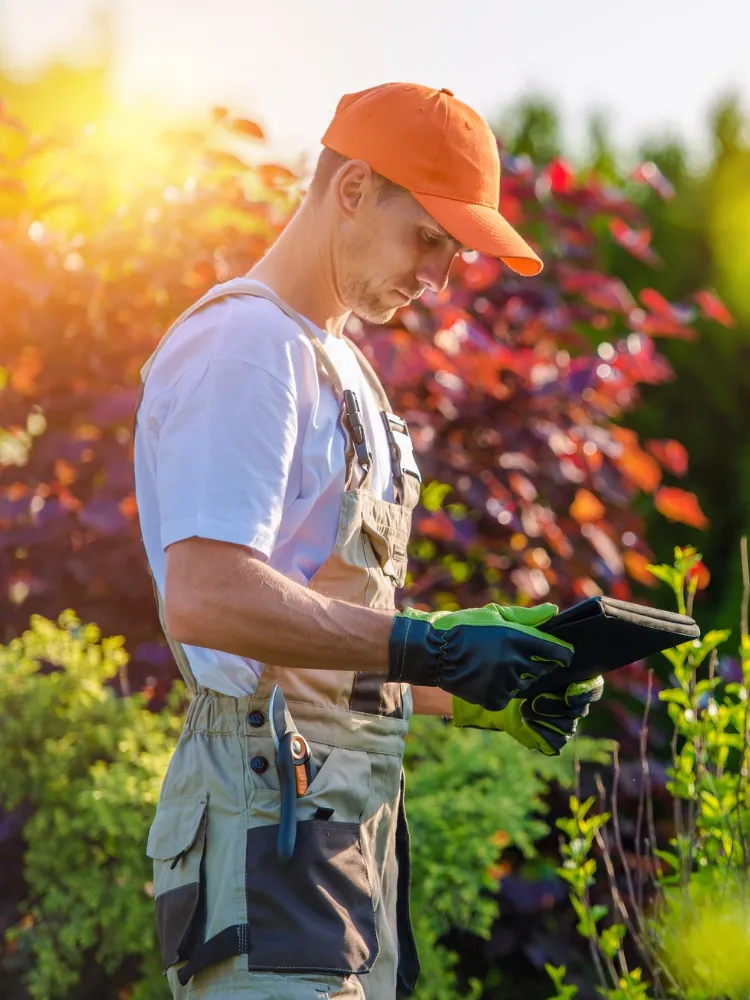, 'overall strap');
343,334,394,414
140,279,346,403
137,279,373,491
229,280,347,402
233,282,374,489
344,335,422,508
